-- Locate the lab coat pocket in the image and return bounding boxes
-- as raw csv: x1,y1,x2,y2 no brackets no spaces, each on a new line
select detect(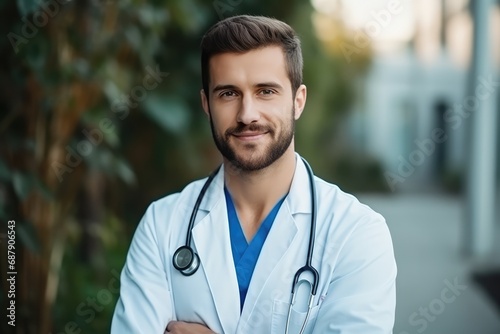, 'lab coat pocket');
271,299,320,334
